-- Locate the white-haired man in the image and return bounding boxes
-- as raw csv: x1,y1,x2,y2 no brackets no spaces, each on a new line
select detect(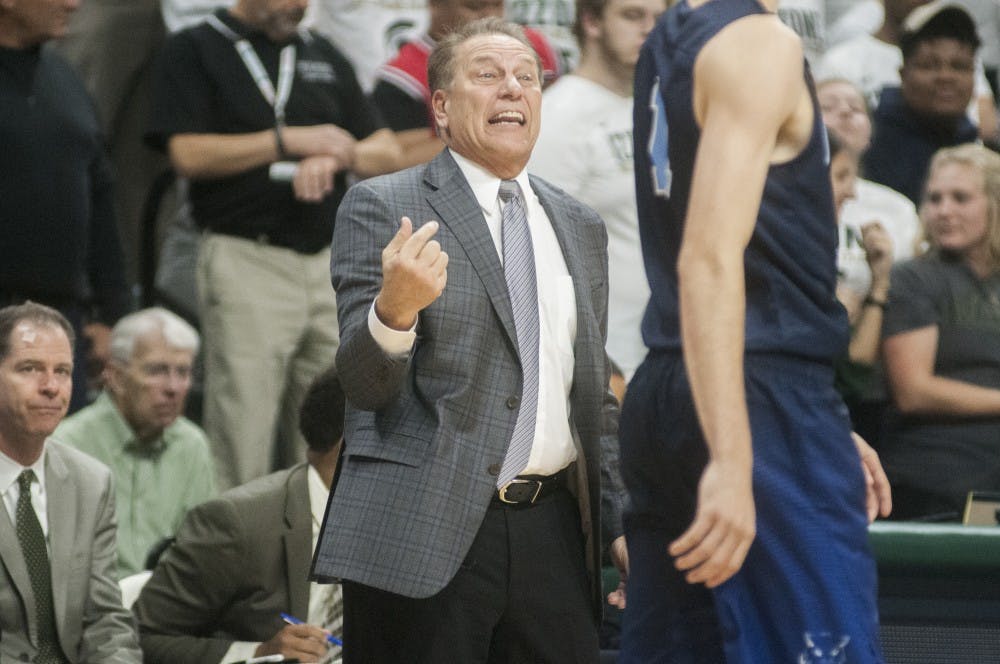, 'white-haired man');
56,307,215,577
